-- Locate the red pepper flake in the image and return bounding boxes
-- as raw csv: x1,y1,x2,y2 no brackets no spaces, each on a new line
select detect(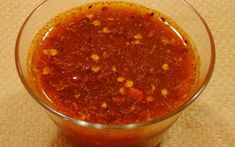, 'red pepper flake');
111,65,117,72
42,50,50,55
107,18,115,21
151,84,156,91
127,88,144,102
131,40,142,45
42,67,50,75
112,96,125,103
146,96,154,103
162,38,171,46
130,105,136,111
73,93,81,99
81,114,86,120
43,49,58,56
